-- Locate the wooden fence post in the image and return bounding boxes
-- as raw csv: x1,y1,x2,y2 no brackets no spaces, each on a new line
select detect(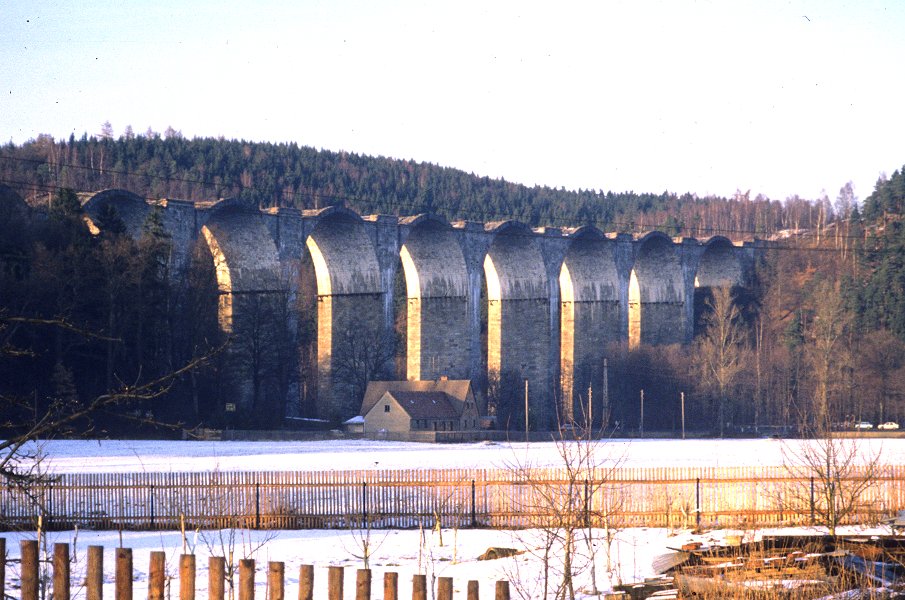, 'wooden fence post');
87,546,103,600
268,562,284,600
467,580,479,600
412,574,427,600
810,476,816,525
362,482,368,527
239,559,255,600
494,581,509,600
255,483,261,530
209,556,225,600
328,566,344,600
471,480,477,527
20,540,38,600
437,577,453,600
695,477,701,530
356,568,371,600
383,572,398,600
54,543,71,600
115,548,133,600
298,565,314,600
149,551,166,600
180,554,196,600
